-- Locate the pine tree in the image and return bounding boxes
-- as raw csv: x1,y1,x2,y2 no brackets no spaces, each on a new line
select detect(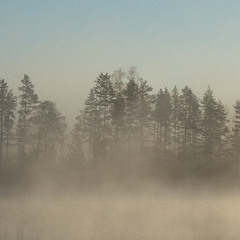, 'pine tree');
31,101,66,160
83,89,99,164
123,78,139,161
154,88,171,157
3,89,17,161
18,74,39,164
138,78,154,150
94,73,115,162
201,87,219,162
215,101,229,161
179,86,201,160
171,86,181,157
69,113,86,163
0,80,8,166
232,100,240,158
111,92,125,161
0,80,17,166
